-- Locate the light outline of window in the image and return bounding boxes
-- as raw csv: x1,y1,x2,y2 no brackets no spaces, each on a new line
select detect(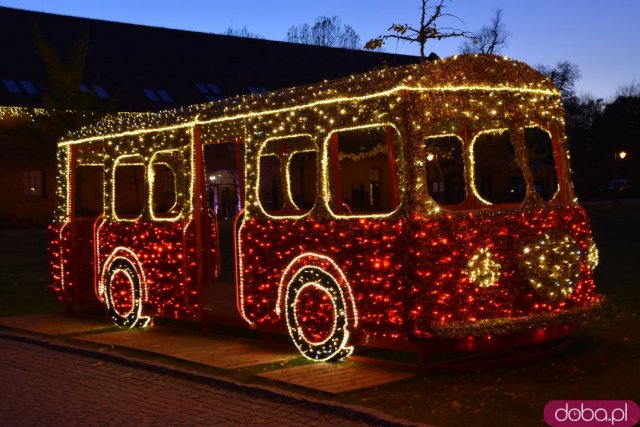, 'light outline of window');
112,155,145,222
23,168,43,198
149,150,185,222
74,165,104,218
524,125,560,203
469,128,525,207
323,123,403,220
20,80,38,94
286,148,317,212
424,133,467,207
3,79,21,94
258,154,285,213
93,85,109,99
255,133,315,220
